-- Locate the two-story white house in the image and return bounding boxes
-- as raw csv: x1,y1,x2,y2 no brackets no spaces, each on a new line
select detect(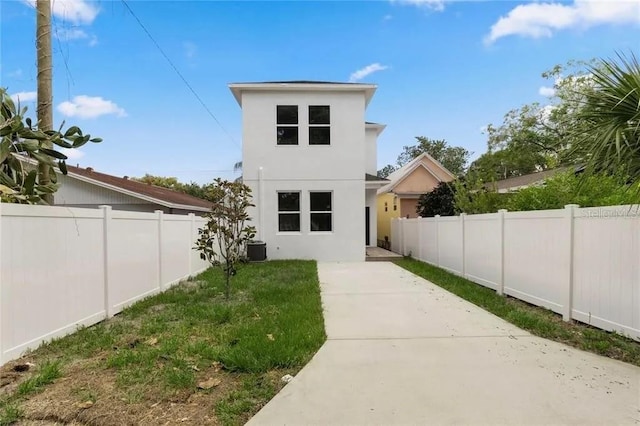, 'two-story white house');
229,81,387,261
